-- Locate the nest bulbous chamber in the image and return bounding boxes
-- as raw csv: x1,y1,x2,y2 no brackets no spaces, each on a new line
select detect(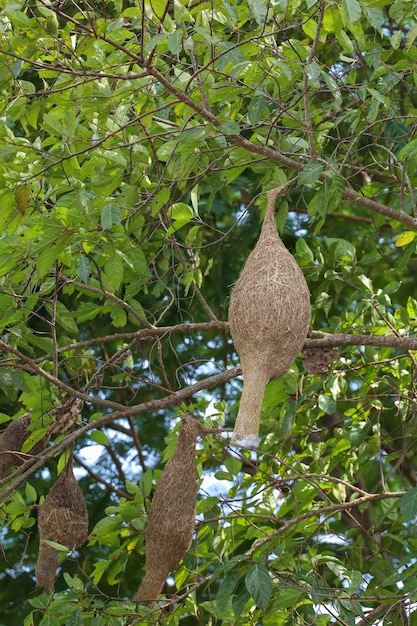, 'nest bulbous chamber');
134,415,202,603
229,189,311,447
36,458,88,593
